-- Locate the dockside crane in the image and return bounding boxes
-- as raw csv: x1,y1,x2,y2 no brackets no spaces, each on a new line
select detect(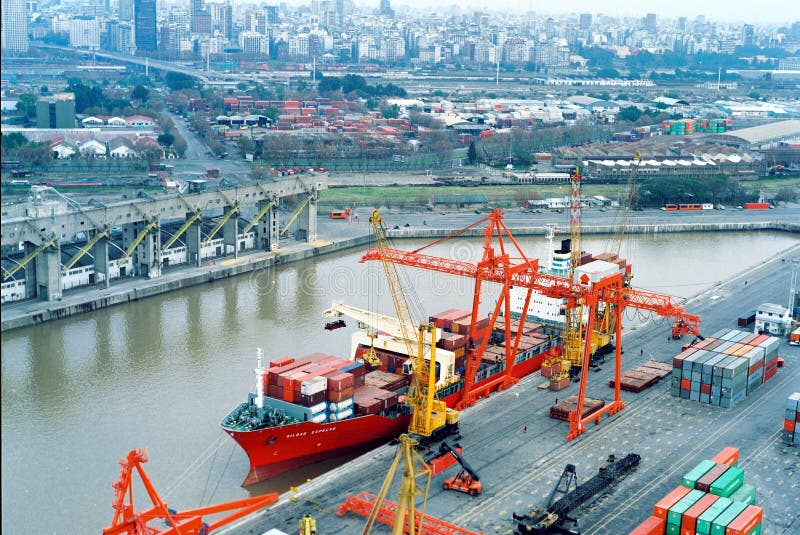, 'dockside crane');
362,210,700,440
102,448,278,535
